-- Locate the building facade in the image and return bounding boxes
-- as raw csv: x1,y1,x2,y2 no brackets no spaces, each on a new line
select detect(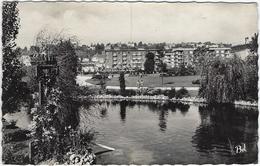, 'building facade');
163,47,231,69
104,49,159,71
163,48,196,68
209,47,231,57
79,46,232,73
